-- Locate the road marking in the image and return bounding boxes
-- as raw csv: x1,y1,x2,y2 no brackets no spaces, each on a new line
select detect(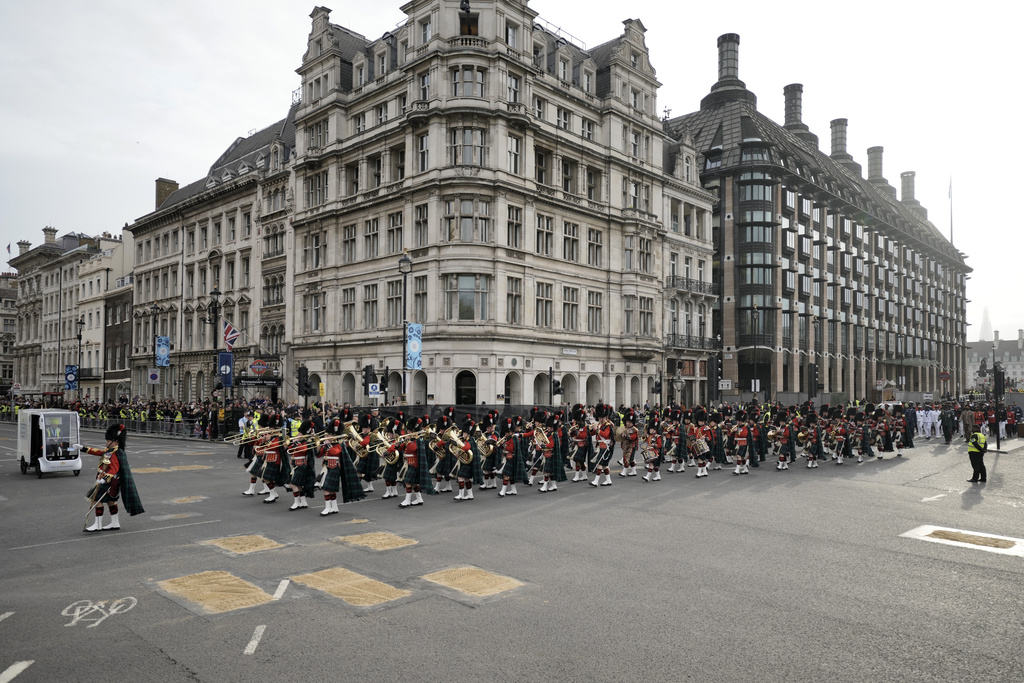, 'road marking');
8,520,222,551
62,597,137,628
273,580,290,600
921,494,947,502
0,661,34,683
243,625,266,655
0,611,13,623
901,525,1024,557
